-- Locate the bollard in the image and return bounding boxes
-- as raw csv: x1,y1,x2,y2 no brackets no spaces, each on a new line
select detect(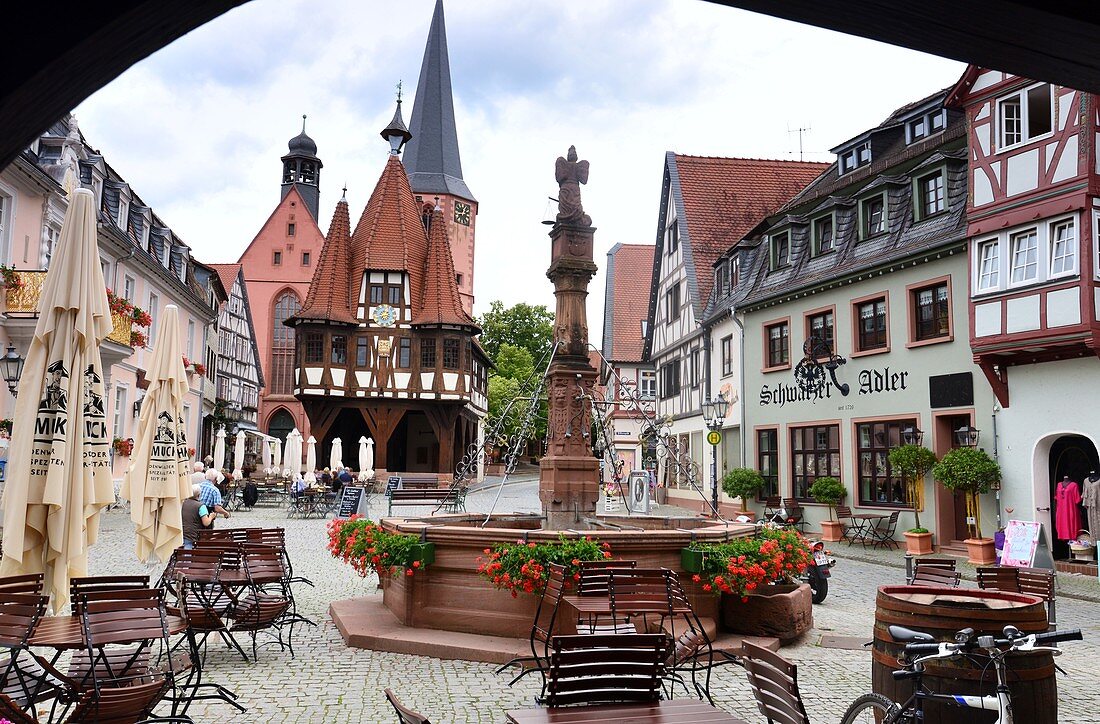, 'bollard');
904,551,914,584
